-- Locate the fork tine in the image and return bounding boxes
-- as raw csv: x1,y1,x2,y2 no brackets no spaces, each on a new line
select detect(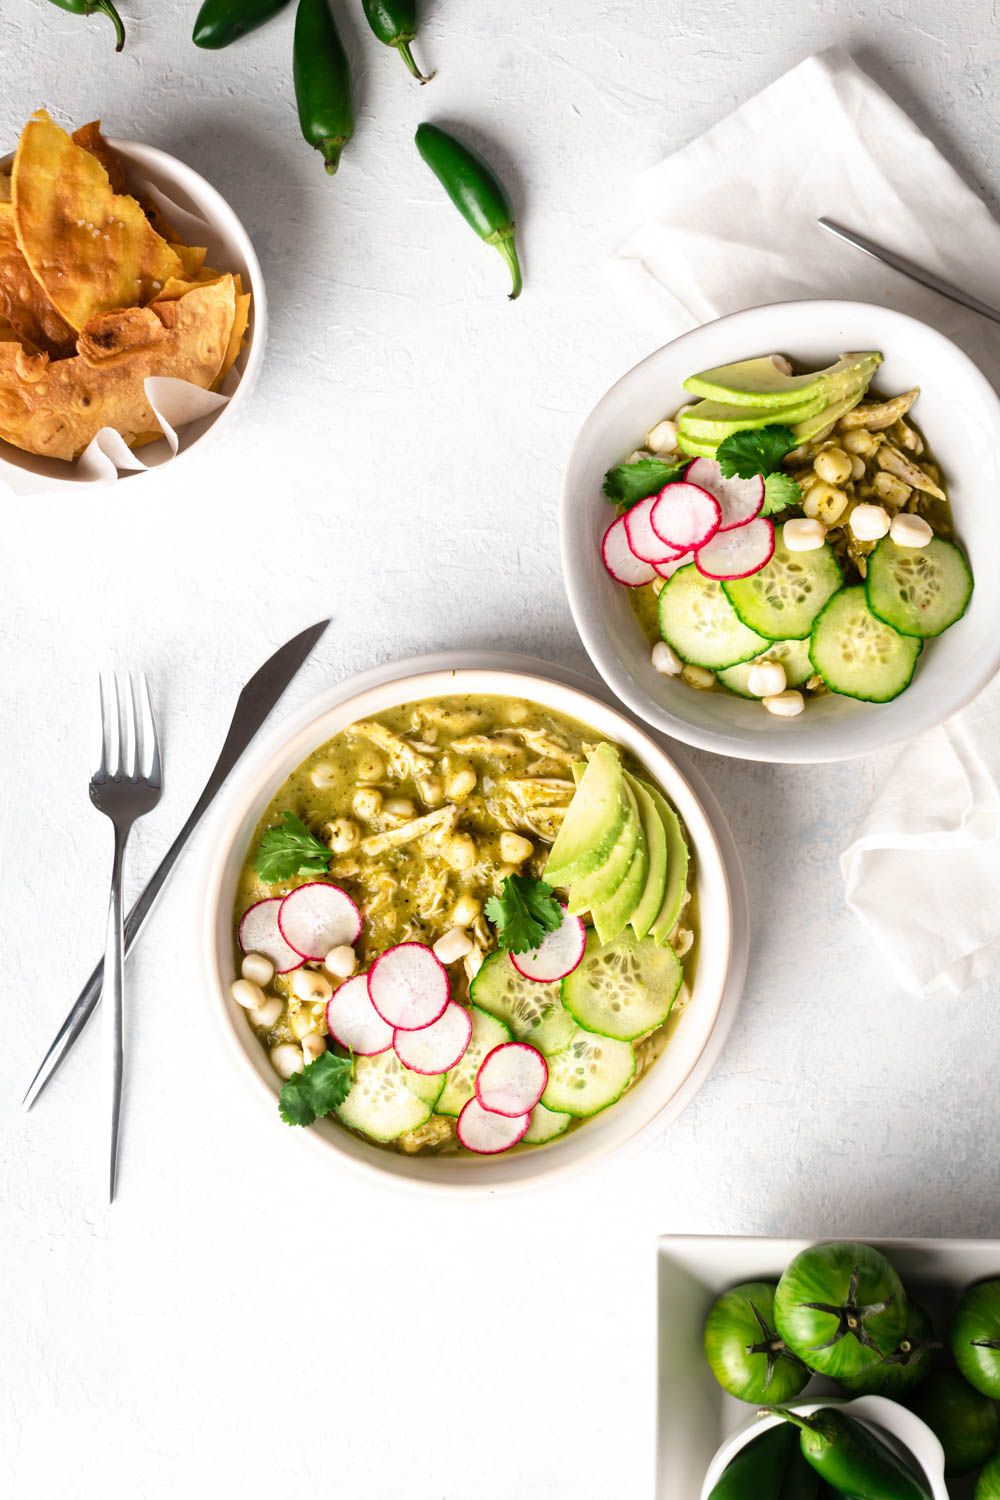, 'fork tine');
129,672,144,780
96,675,110,779
140,672,162,788
116,672,132,779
